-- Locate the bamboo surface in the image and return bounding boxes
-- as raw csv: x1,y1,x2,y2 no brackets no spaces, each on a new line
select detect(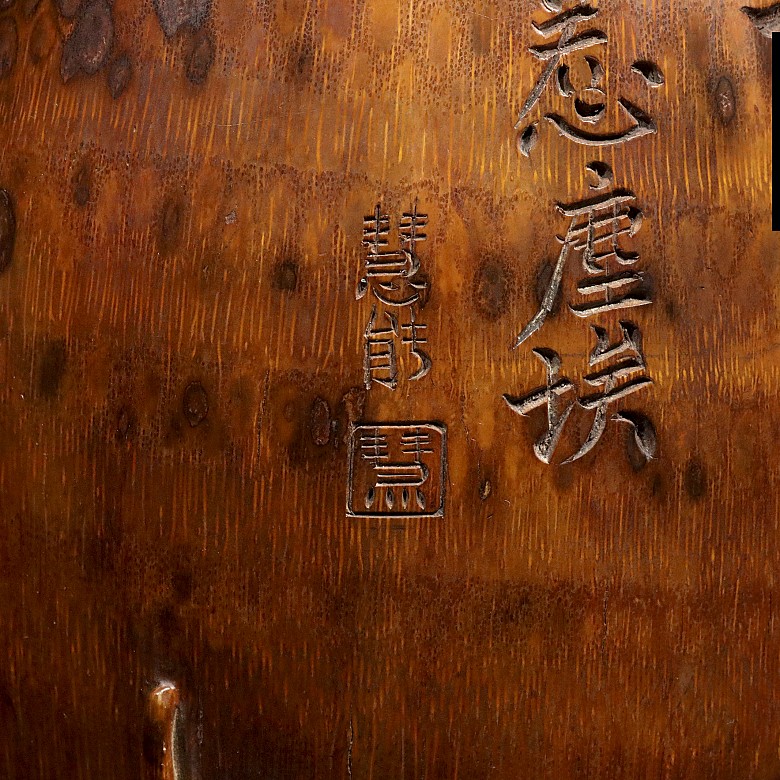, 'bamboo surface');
0,0,778,777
